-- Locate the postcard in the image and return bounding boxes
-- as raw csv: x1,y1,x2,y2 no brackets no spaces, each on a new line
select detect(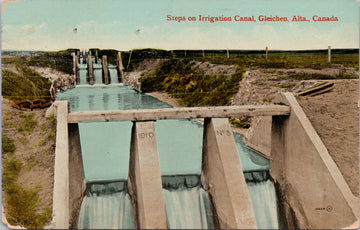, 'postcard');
1,0,359,229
